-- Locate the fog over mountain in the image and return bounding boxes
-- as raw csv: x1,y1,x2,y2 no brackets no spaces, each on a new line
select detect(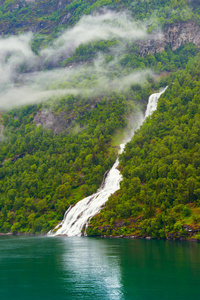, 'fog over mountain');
0,11,152,109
